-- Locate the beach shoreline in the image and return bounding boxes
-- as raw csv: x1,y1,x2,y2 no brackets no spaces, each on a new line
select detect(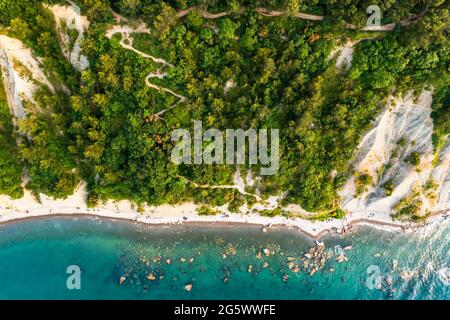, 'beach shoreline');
0,210,447,241
0,4,447,241
0,213,321,239
0,211,402,240
1,196,448,240
1,183,449,239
